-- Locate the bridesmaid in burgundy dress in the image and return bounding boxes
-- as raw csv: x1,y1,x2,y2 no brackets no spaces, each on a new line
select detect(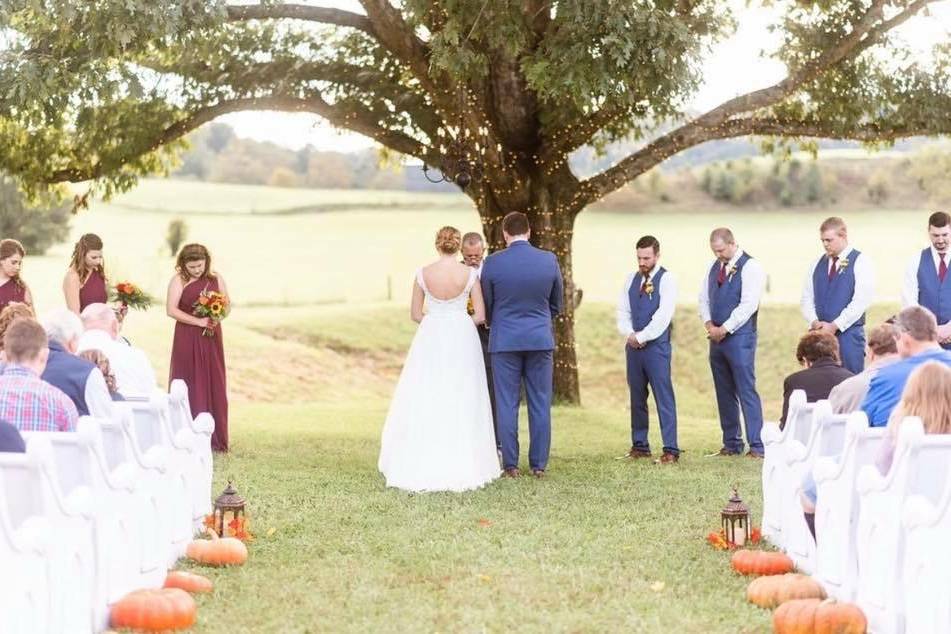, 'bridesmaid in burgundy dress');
0,239,33,312
63,233,108,314
167,244,230,452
